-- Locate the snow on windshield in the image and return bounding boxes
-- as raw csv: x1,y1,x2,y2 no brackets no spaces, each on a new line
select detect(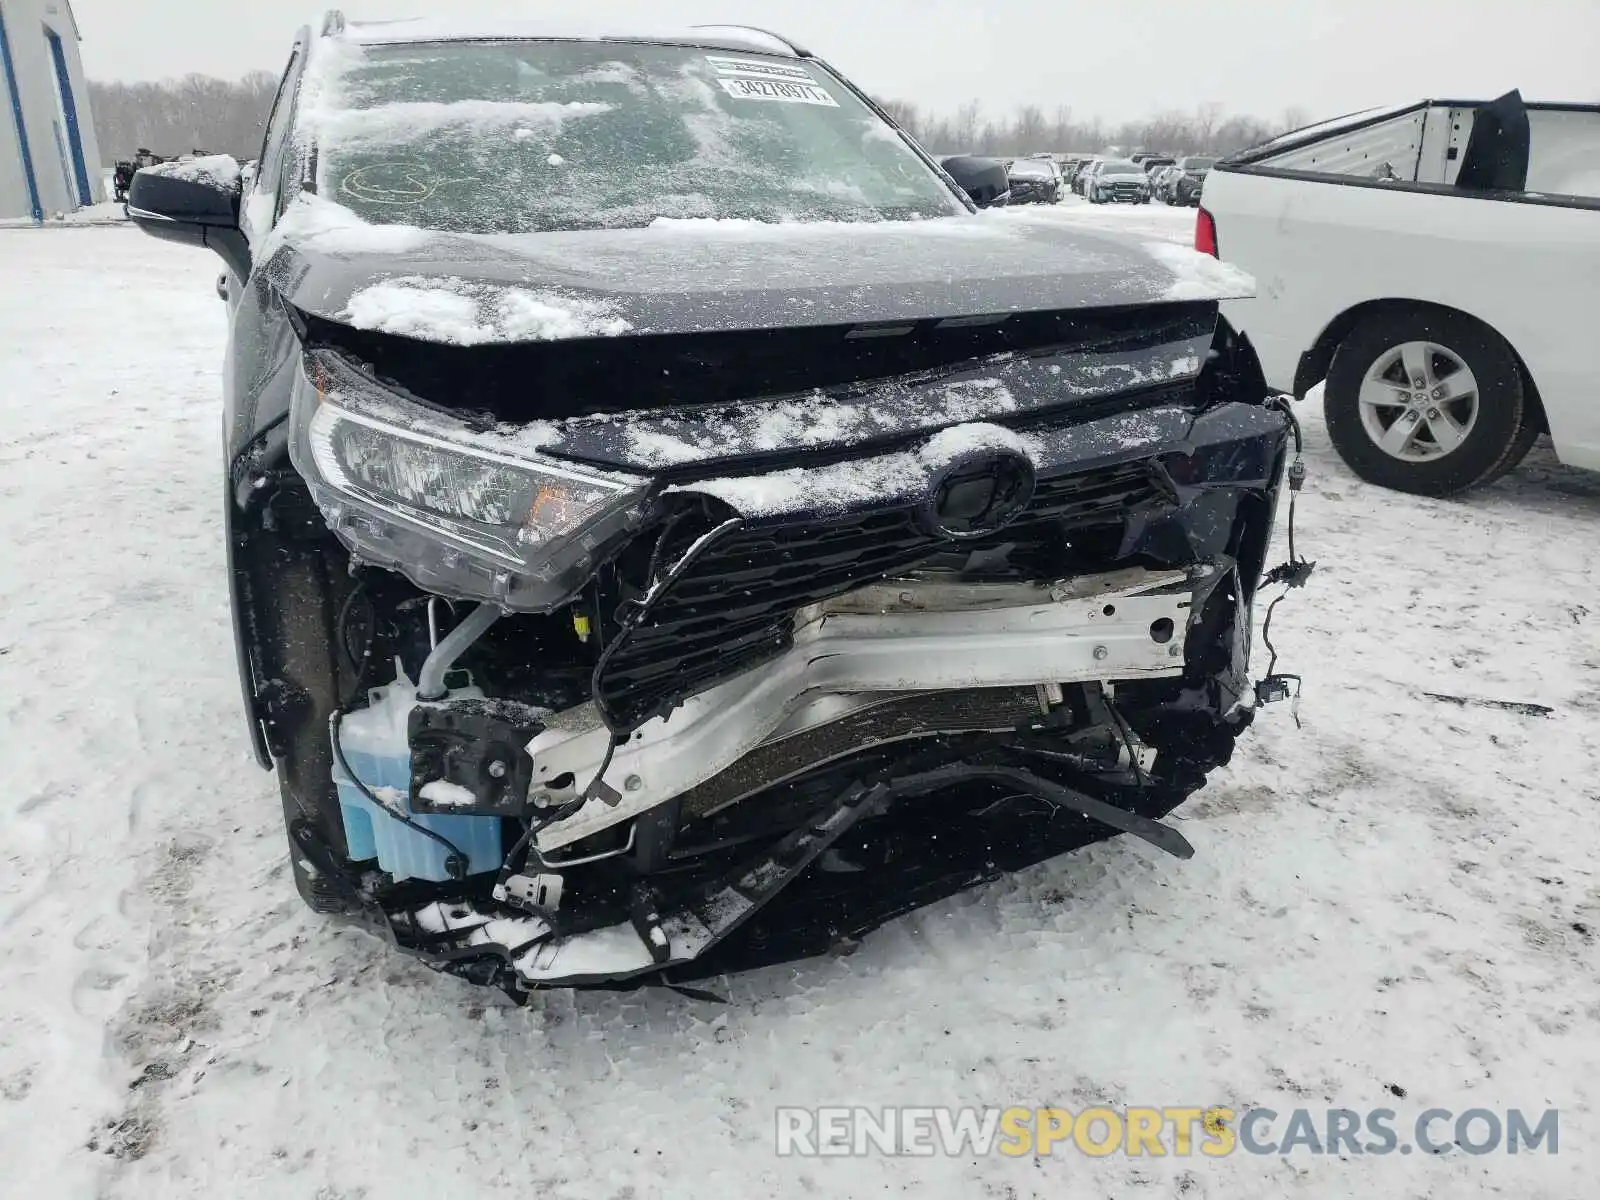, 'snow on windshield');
295,37,964,234
310,98,613,148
